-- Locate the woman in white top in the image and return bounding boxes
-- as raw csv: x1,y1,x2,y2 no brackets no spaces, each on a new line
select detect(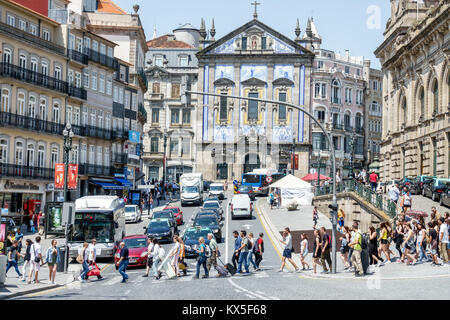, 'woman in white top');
151,239,162,280
402,191,412,214
169,235,181,277
299,233,310,270
143,238,154,277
